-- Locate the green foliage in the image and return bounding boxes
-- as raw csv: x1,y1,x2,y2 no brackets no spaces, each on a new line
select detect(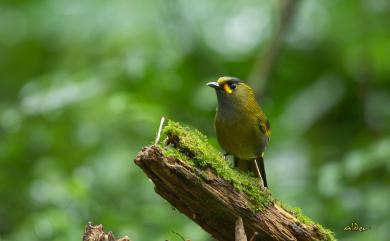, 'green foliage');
0,0,389,241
